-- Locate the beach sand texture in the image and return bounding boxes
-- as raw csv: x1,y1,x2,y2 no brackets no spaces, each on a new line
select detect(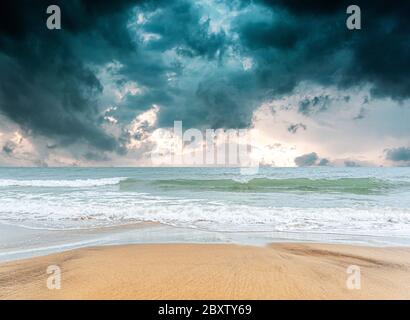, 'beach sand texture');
1,243,410,300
